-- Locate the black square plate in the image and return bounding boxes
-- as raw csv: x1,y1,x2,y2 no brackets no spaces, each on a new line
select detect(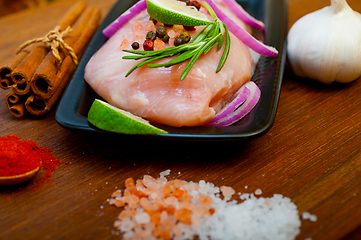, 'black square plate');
55,0,288,141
